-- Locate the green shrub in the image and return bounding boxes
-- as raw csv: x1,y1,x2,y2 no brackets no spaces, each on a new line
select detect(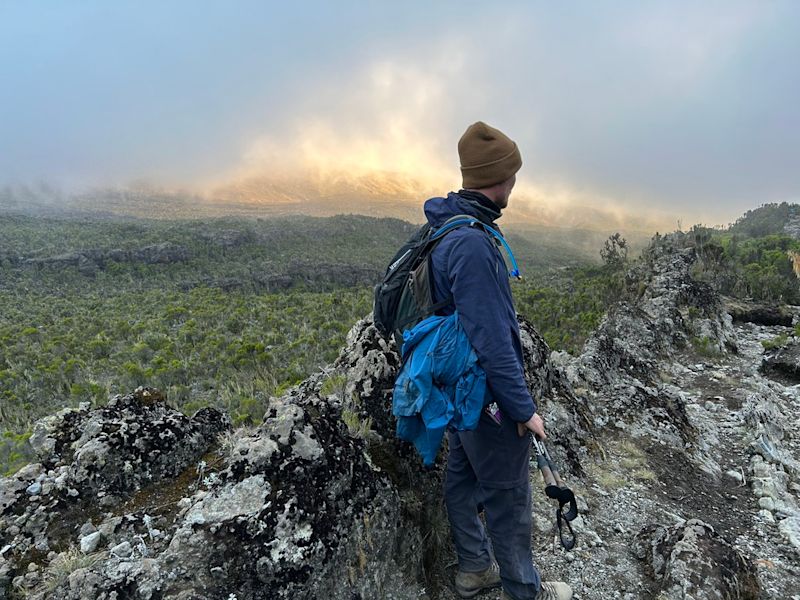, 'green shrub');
691,336,721,357
1,430,32,476
762,334,790,351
